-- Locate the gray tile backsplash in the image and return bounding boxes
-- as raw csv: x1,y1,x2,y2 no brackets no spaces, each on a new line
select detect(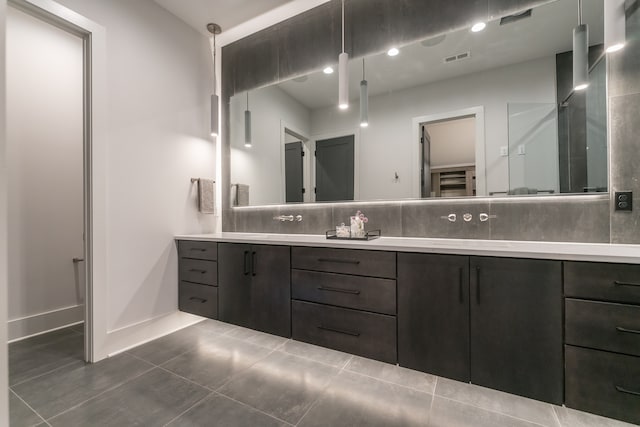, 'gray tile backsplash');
232,196,610,243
